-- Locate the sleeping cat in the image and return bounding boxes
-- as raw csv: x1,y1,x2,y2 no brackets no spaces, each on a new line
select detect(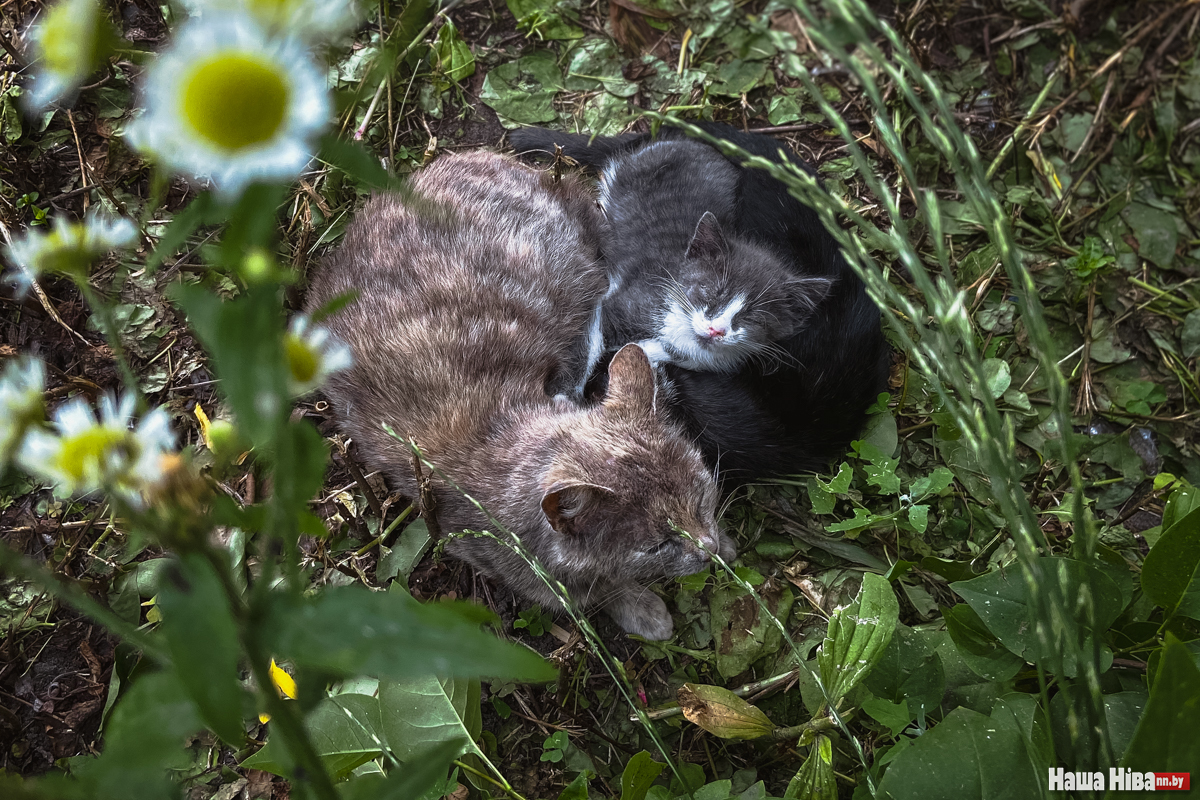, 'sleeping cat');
592,139,831,373
510,123,891,481
305,151,734,640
